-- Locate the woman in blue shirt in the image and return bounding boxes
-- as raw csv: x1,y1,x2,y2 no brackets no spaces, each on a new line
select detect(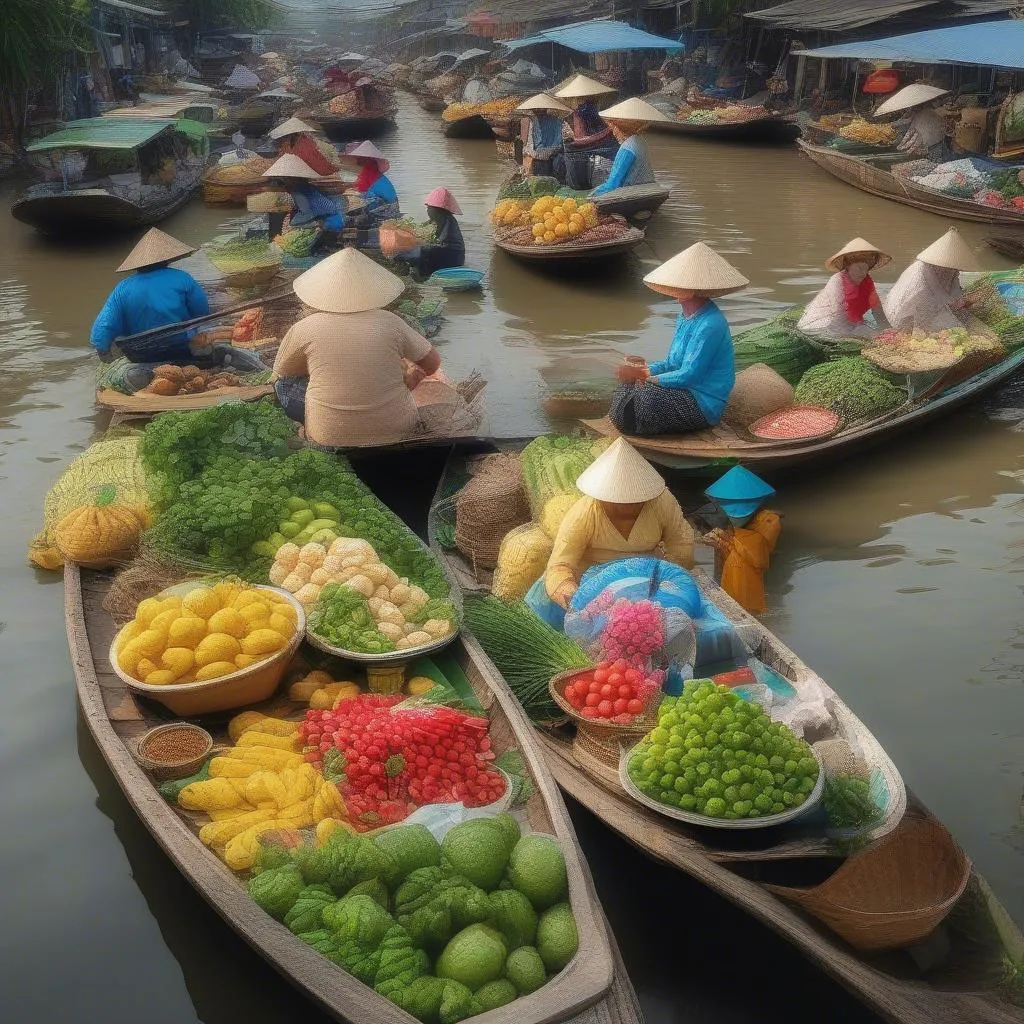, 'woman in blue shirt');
590,96,671,197
517,93,570,178
346,140,400,227
609,242,749,436
263,153,344,253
